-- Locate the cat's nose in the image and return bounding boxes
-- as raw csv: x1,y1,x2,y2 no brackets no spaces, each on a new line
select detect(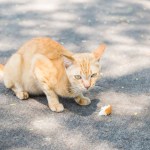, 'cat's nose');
85,85,90,90
83,80,91,90
83,82,91,90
